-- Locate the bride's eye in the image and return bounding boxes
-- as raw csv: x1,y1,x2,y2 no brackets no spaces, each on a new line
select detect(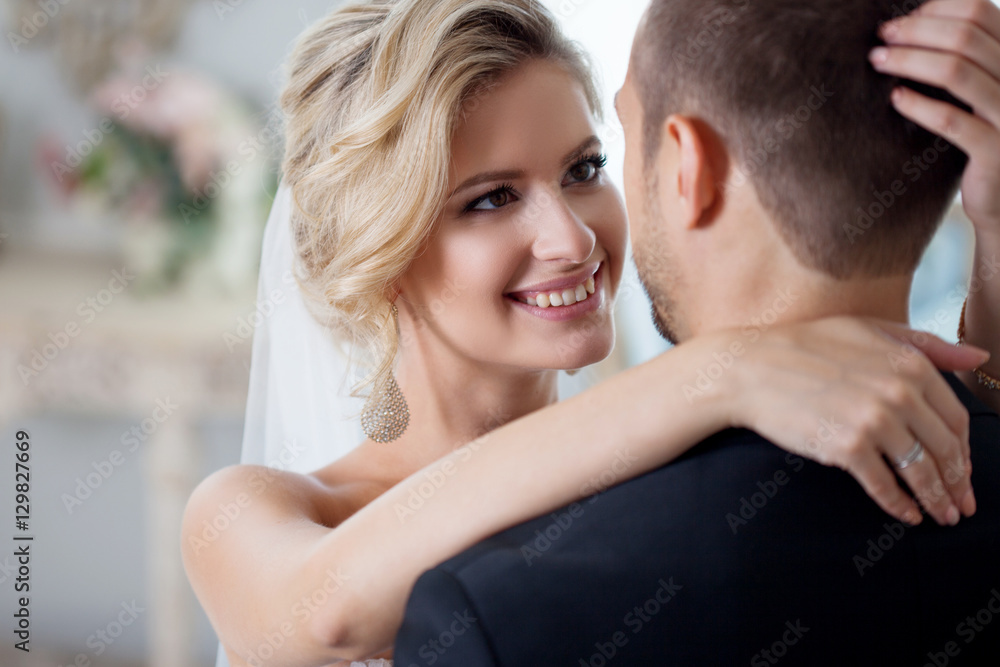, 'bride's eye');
564,153,608,186
465,184,518,213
